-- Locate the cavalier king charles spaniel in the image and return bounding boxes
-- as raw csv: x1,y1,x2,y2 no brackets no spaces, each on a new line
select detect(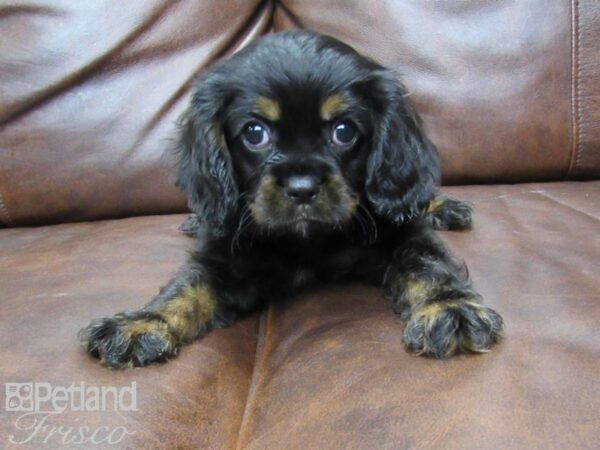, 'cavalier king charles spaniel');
79,31,503,368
